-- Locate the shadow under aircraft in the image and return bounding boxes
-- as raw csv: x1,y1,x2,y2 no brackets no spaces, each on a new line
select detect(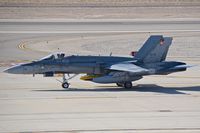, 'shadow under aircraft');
35,84,200,95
